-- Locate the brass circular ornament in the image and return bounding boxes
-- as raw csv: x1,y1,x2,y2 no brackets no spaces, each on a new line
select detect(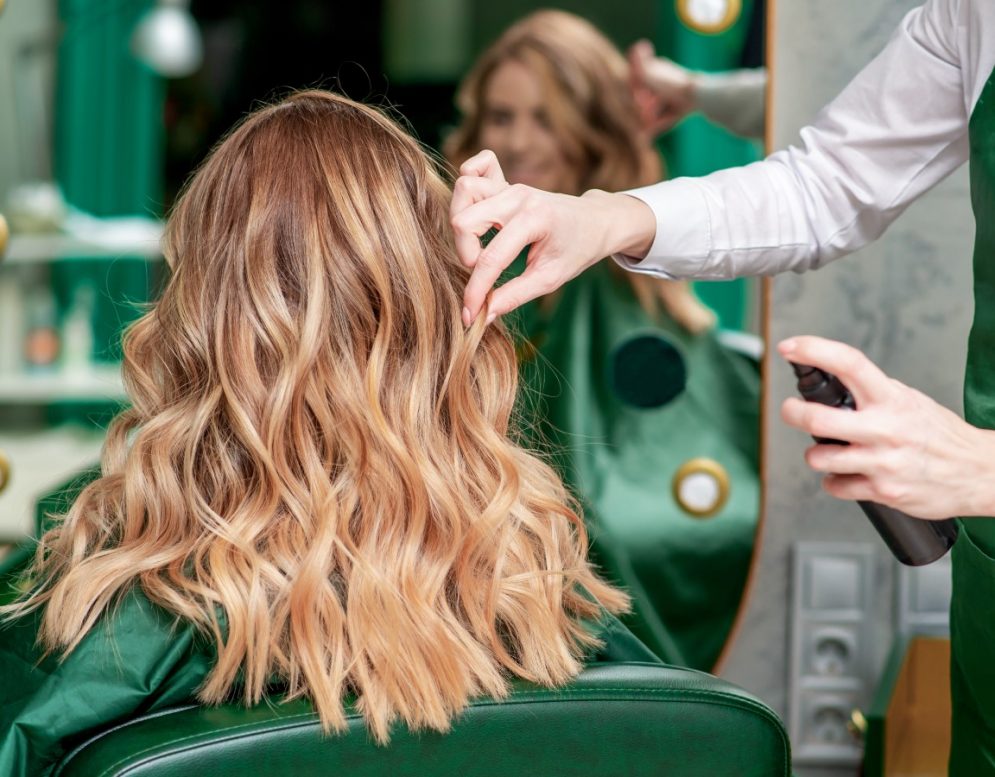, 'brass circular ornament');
0,450,10,495
0,0,6,16
676,0,742,34
672,457,730,518
0,213,8,260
